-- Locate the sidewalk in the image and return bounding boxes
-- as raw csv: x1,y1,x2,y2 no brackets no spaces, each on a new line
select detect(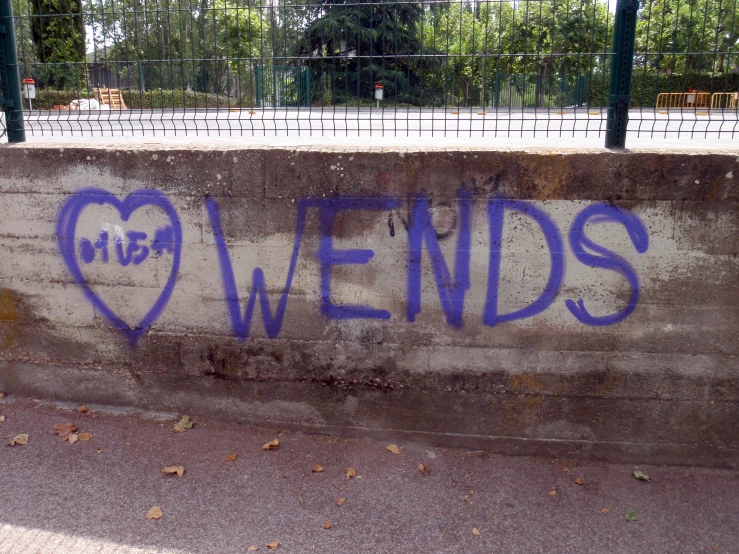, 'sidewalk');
0,395,736,553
